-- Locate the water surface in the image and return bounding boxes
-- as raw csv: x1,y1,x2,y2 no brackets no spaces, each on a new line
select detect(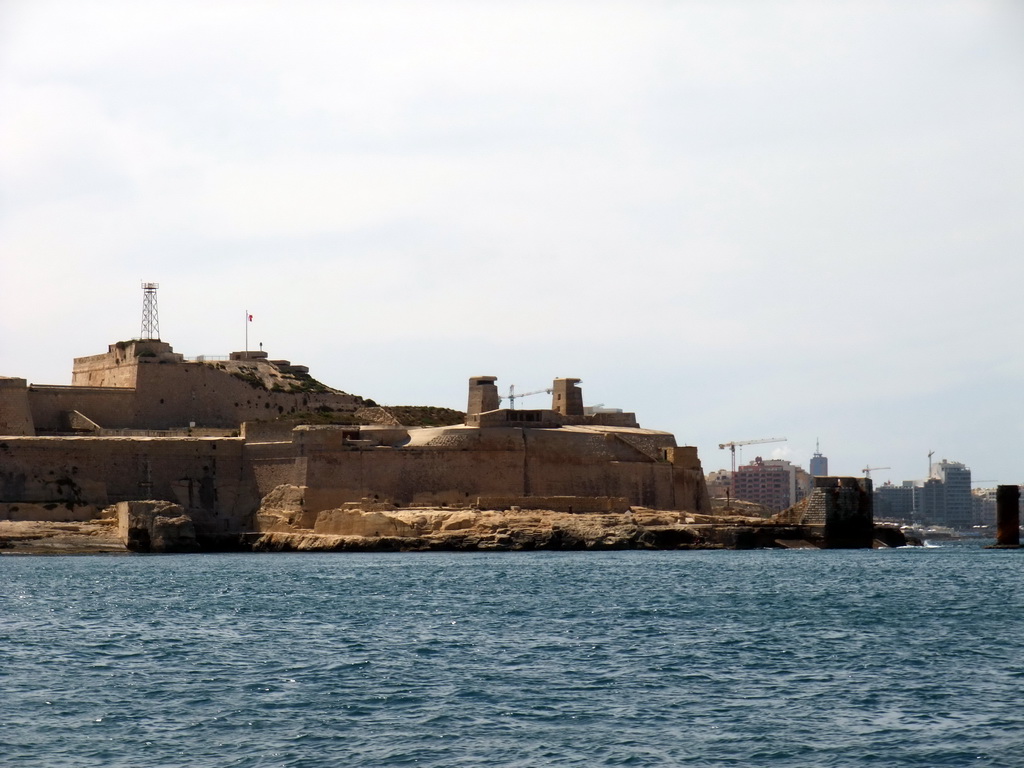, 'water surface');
4,545,1023,767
